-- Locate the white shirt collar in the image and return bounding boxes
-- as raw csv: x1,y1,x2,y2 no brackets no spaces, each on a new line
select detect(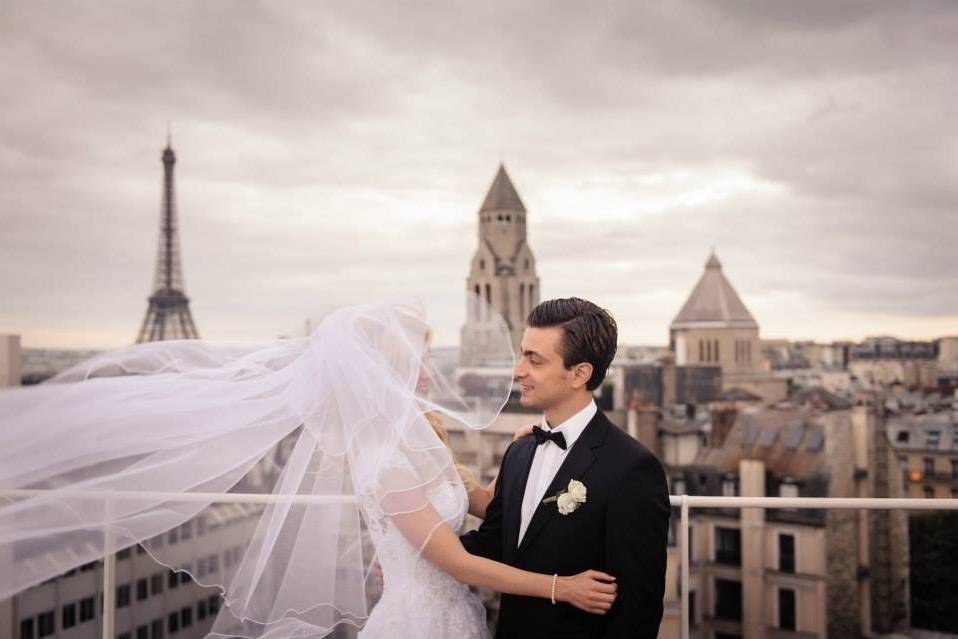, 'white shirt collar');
540,399,597,451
